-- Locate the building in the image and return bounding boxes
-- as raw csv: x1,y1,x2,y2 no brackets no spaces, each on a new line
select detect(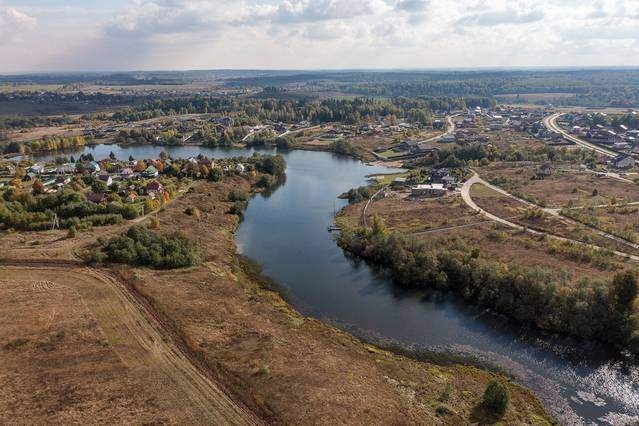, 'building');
86,161,101,173
440,134,456,143
411,184,446,197
143,165,159,178
97,172,113,186
86,192,106,204
609,155,635,169
391,177,407,187
536,163,553,178
120,168,134,179
146,181,164,193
